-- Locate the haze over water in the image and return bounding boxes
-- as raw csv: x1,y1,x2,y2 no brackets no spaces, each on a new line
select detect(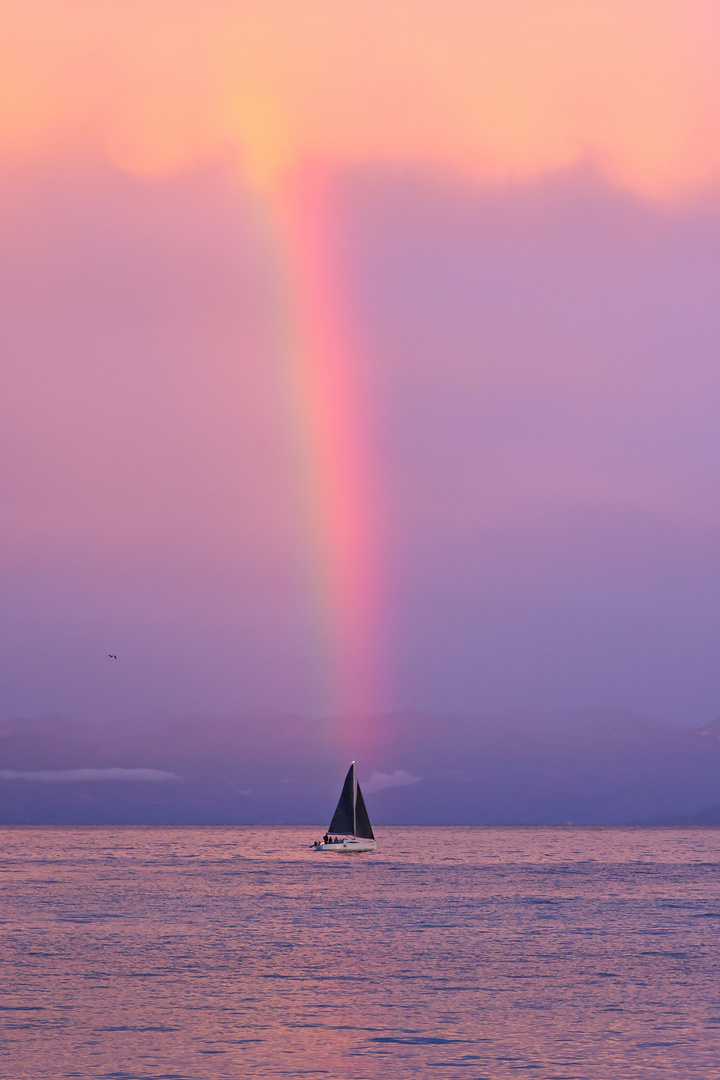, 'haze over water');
1,826,718,1079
